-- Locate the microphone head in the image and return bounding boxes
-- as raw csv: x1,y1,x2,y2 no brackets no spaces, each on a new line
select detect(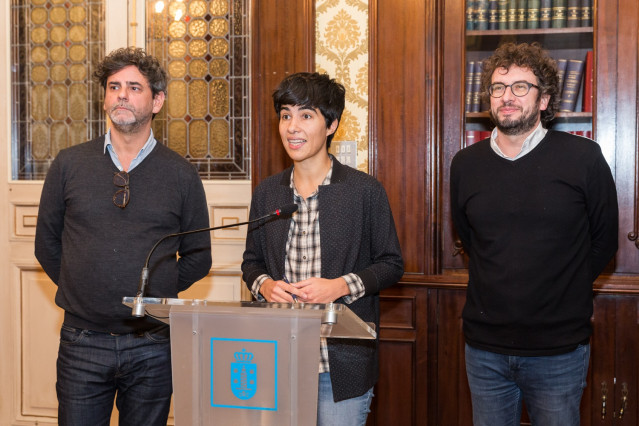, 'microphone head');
276,204,298,216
